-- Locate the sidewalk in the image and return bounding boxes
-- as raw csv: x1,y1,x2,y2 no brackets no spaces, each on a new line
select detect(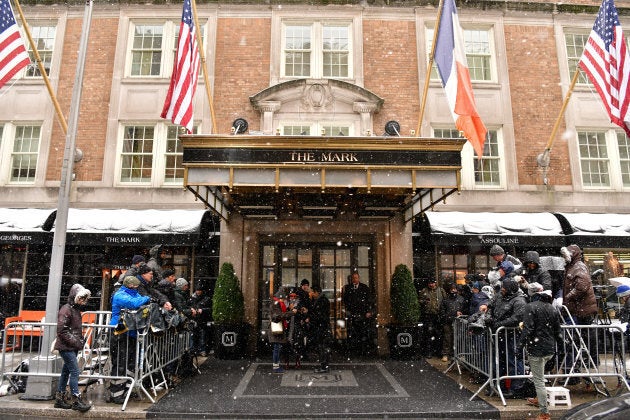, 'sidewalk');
0,354,621,419
427,356,625,419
